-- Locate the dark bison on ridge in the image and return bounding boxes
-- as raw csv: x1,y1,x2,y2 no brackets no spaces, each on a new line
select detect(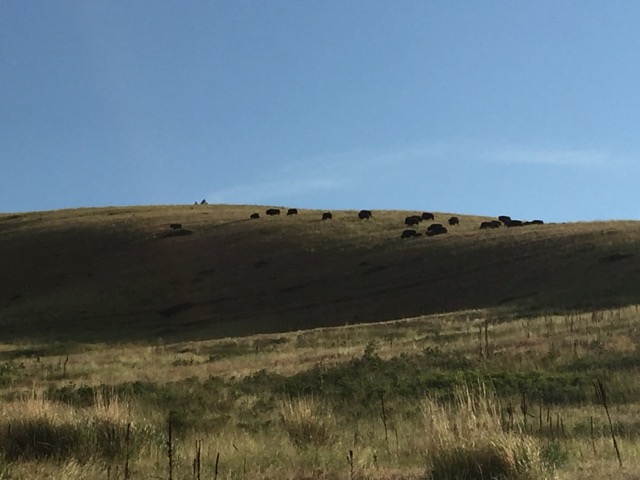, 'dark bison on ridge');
479,220,501,229
498,215,511,225
401,229,421,239
250,213,260,219
266,208,281,216
506,220,524,227
421,212,435,221
322,212,332,220
405,215,422,226
358,210,372,220
448,216,459,226
286,208,298,215
426,223,448,236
